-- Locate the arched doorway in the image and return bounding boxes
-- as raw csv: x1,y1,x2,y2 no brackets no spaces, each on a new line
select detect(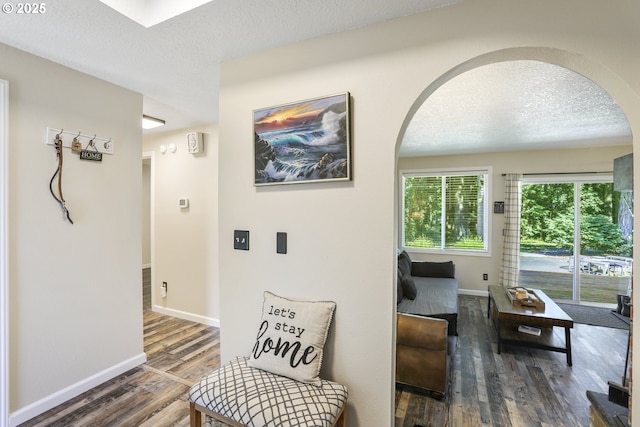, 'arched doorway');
394,49,635,424
401,59,632,303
